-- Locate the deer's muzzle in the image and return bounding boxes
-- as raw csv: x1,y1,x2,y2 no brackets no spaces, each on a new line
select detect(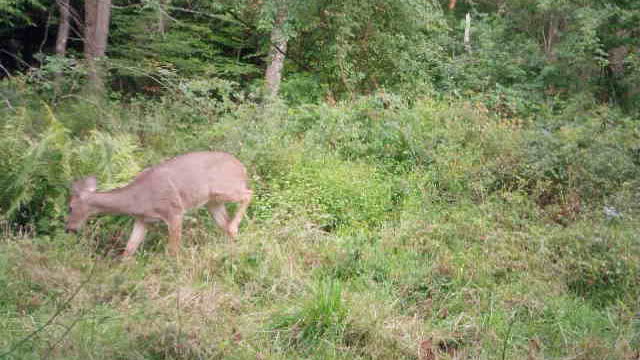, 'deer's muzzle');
65,227,78,234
